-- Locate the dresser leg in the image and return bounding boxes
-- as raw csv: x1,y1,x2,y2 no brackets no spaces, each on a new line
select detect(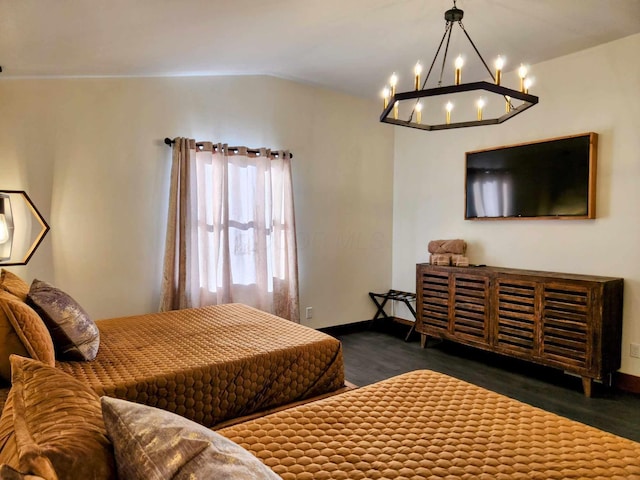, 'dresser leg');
581,377,592,398
420,334,427,348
